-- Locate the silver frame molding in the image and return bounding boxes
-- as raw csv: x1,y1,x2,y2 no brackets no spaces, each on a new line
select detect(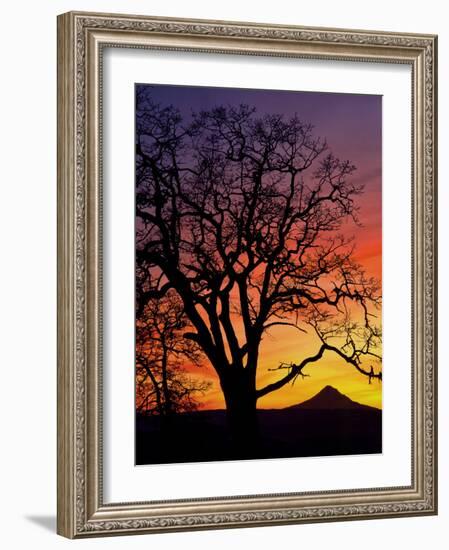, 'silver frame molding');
57,11,438,538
